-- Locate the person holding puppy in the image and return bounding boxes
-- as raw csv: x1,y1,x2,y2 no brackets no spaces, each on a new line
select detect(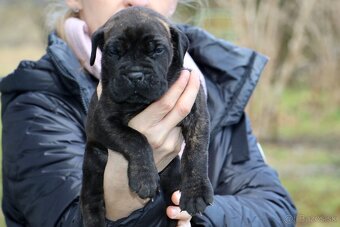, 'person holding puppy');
0,0,296,226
